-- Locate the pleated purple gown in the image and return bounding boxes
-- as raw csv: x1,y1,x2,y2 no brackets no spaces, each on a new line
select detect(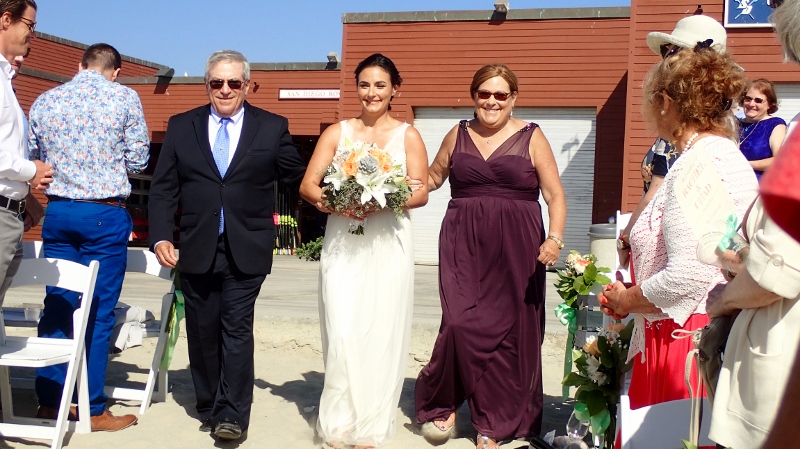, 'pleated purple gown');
415,120,546,441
